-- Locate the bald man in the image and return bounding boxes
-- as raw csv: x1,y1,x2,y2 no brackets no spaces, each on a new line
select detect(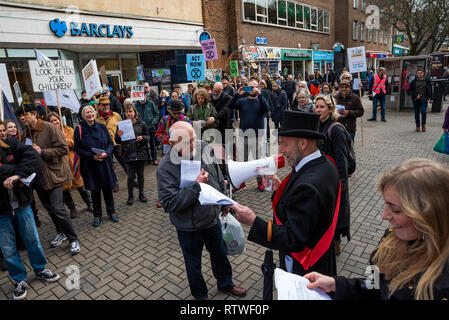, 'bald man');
156,122,246,300
211,82,233,139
